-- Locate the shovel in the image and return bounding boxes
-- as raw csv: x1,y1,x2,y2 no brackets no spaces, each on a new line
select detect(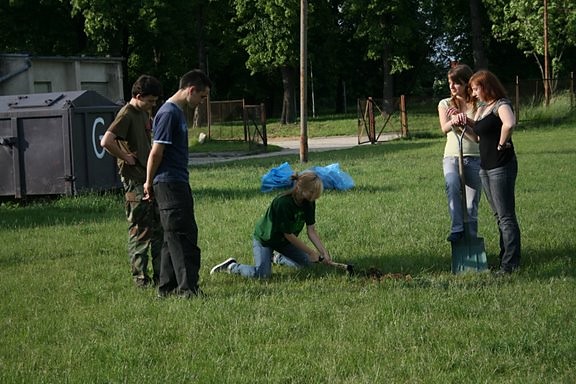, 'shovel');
451,125,488,274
